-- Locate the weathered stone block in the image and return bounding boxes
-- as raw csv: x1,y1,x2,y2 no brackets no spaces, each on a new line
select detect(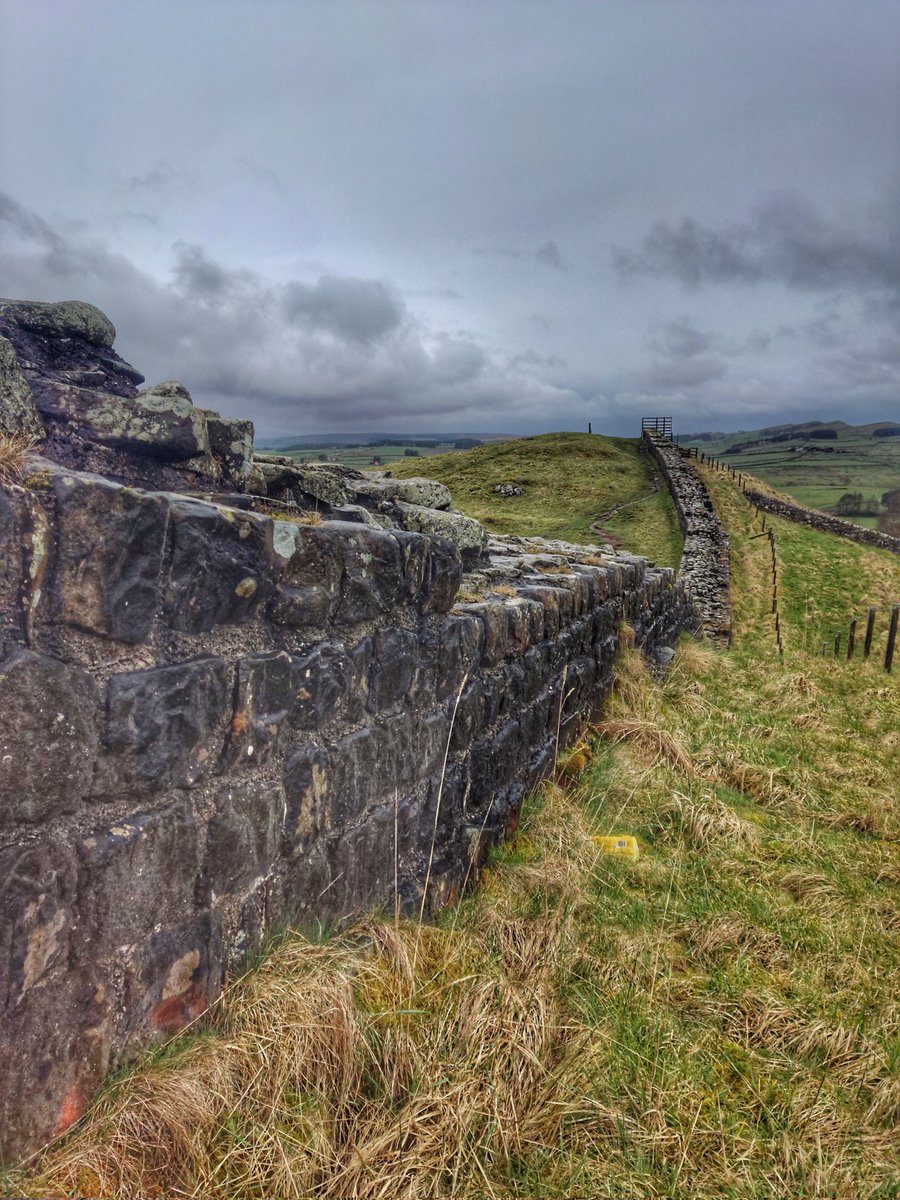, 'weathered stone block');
94,656,230,797
163,498,275,633
73,802,200,960
368,626,419,711
323,803,397,914
455,601,509,666
282,742,330,853
423,535,463,611
205,412,254,488
0,485,28,643
48,470,169,641
449,678,485,753
394,500,488,562
289,640,352,730
345,635,372,723
0,839,78,1013
515,585,560,639
226,651,294,766
205,779,283,898
0,648,101,824
332,524,404,625
270,522,343,628
0,334,44,438
137,911,222,1035
34,380,209,461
